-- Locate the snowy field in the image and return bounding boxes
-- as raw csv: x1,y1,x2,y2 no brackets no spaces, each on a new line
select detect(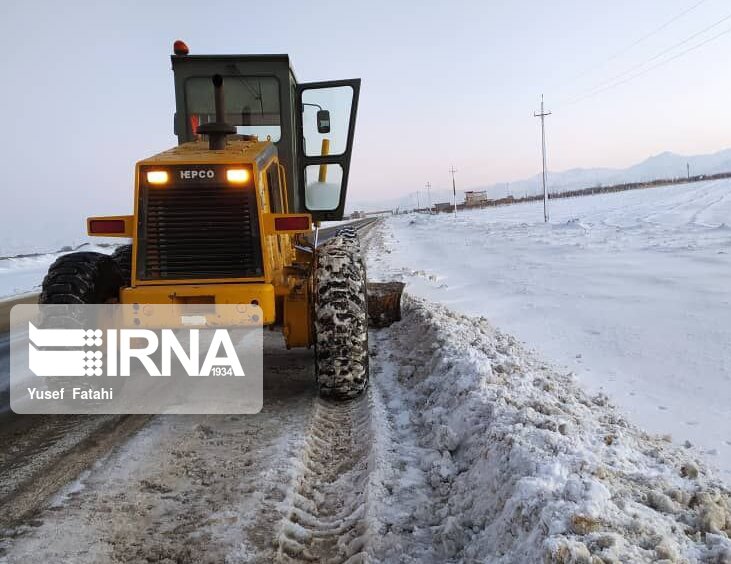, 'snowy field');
0,244,118,299
369,180,731,477
0,254,63,299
